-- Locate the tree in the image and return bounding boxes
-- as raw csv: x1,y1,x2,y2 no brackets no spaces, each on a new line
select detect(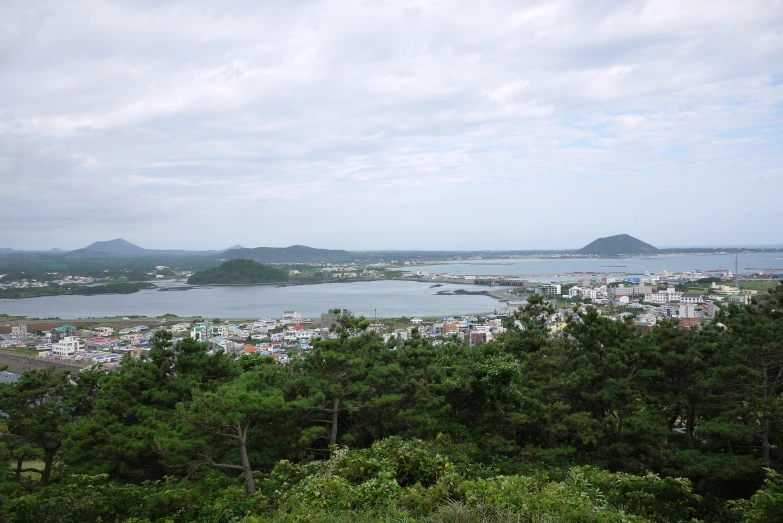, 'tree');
164,370,289,496
292,310,398,451
62,331,238,479
707,284,783,467
0,368,98,485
